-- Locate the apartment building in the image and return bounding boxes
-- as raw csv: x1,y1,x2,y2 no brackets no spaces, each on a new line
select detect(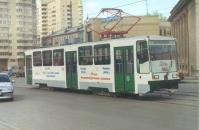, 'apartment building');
0,0,37,68
37,0,83,46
